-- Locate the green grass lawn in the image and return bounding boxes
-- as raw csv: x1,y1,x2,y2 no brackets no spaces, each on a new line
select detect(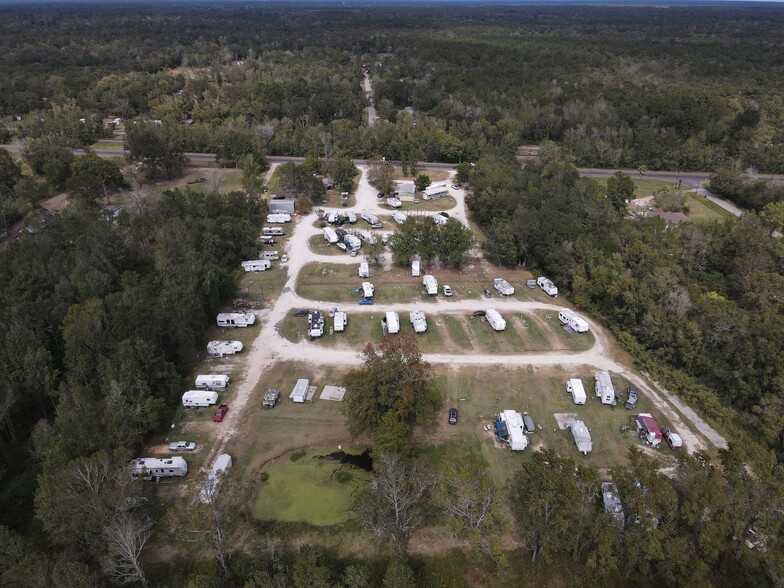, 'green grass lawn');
593,176,673,198
253,451,370,525
685,194,732,222
398,195,457,213
91,140,125,151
